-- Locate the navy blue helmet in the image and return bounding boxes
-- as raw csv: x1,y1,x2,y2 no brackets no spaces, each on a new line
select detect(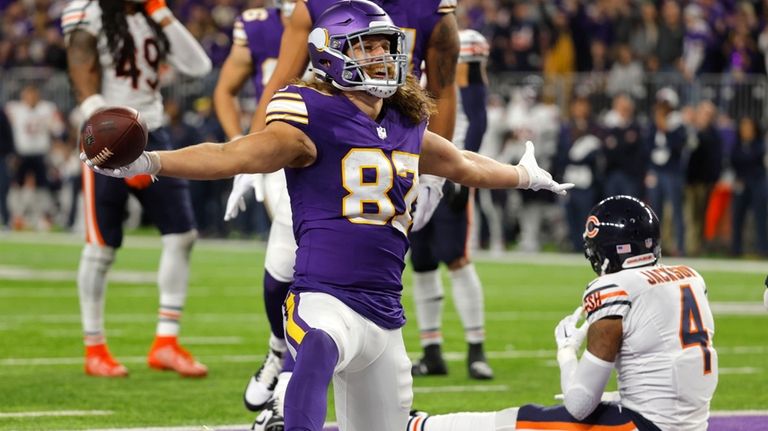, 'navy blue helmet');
583,196,661,275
